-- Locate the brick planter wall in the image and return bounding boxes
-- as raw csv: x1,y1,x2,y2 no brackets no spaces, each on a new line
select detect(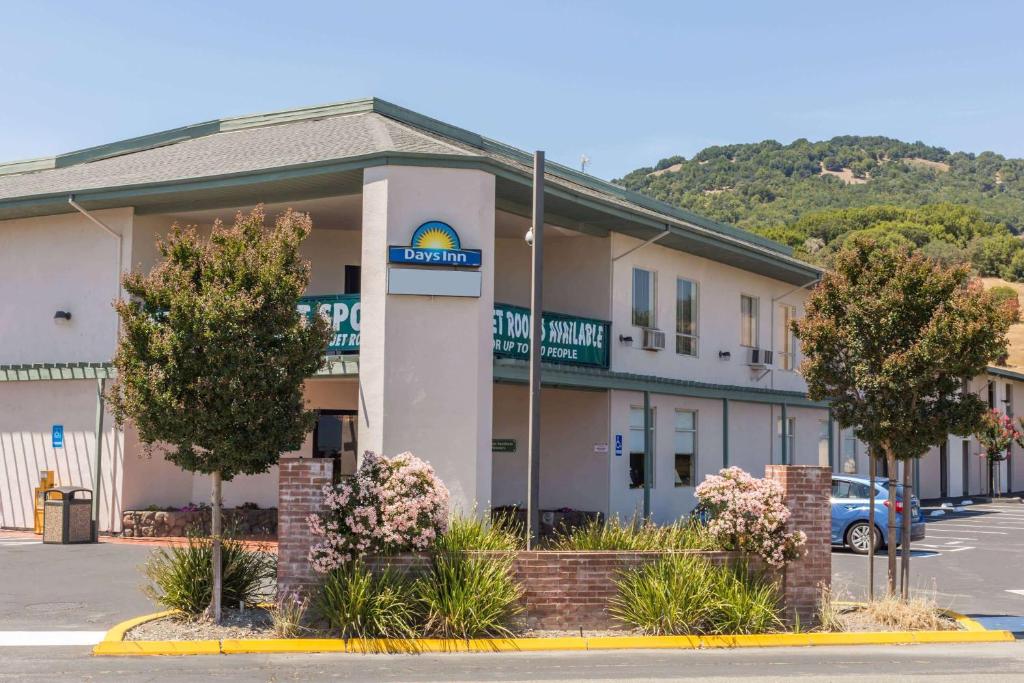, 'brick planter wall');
277,457,334,596
277,462,831,628
367,550,766,630
121,508,277,538
766,465,831,626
